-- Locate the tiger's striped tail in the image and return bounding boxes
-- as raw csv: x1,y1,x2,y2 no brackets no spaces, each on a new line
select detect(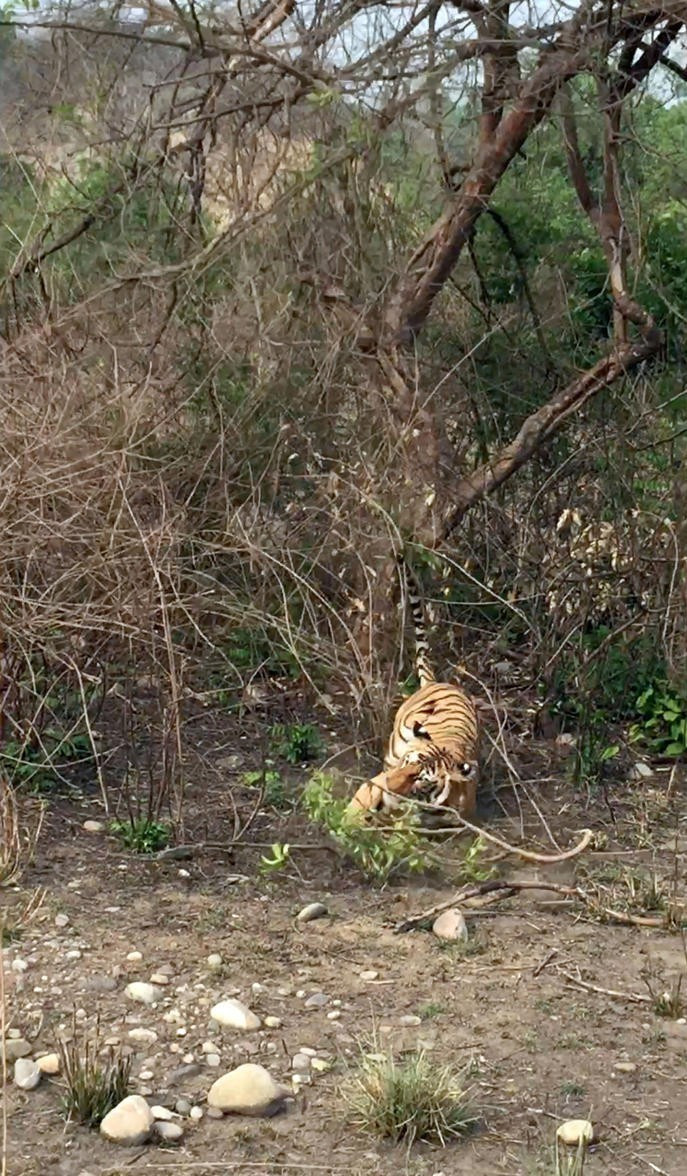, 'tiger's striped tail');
396,552,435,687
